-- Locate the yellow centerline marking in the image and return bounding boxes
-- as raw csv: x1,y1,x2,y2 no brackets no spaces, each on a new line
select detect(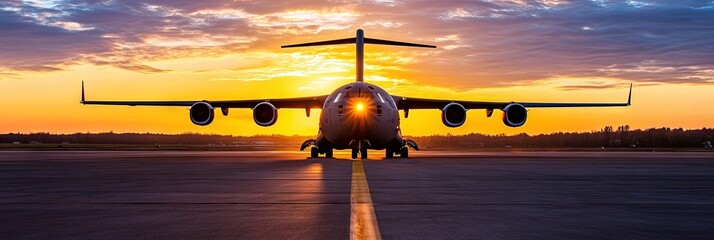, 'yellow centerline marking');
350,159,382,240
